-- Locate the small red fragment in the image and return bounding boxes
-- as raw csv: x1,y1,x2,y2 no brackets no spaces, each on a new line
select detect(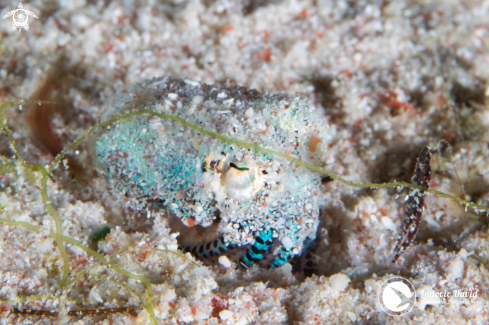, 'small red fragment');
307,135,322,153
75,257,88,265
138,250,151,261
385,100,416,113
211,296,229,318
340,70,353,78
442,130,456,144
222,25,233,33
257,49,271,62
104,44,114,53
